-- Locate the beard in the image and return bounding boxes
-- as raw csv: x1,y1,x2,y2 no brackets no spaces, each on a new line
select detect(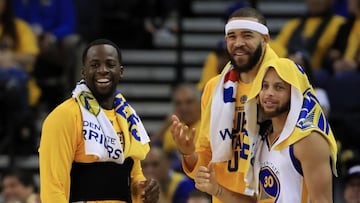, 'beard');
86,80,117,103
260,99,291,119
227,43,263,73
